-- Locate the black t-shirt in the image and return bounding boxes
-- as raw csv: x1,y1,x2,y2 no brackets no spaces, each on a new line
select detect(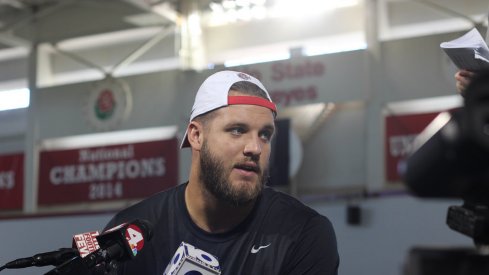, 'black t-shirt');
104,183,339,275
